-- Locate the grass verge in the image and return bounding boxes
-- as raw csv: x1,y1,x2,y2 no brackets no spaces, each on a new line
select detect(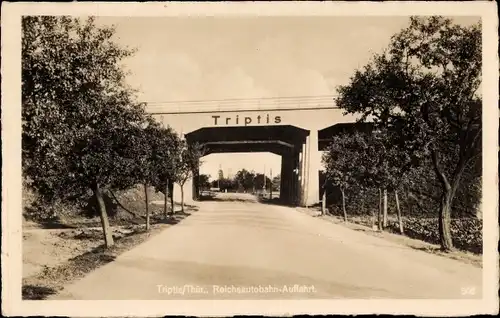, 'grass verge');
296,207,482,268
22,214,188,300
